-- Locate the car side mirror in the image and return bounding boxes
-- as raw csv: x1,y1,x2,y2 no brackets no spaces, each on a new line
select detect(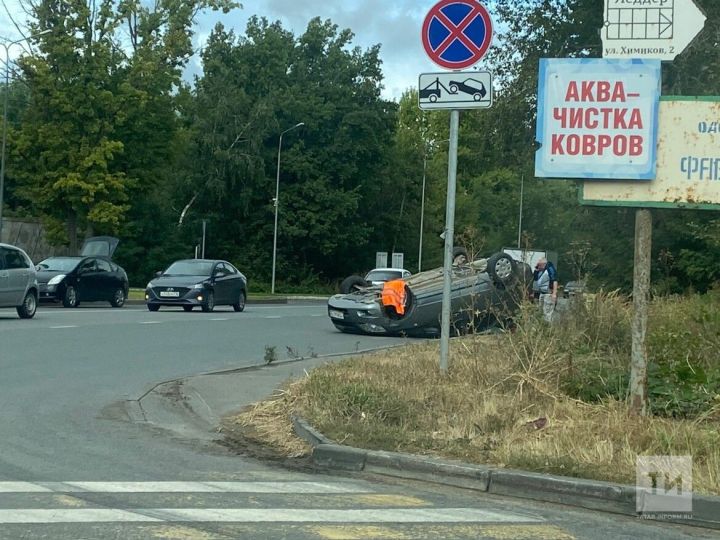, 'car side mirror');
155,271,163,278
